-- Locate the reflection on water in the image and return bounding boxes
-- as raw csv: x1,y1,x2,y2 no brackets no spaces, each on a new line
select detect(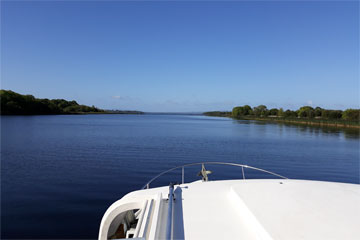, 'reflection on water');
232,118,360,139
